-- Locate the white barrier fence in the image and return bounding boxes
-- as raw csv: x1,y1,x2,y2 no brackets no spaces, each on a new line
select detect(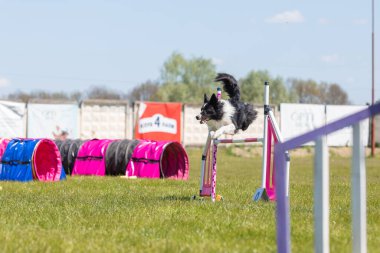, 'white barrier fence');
0,99,377,147
27,101,80,139
280,103,370,146
80,100,132,140
0,100,26,137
